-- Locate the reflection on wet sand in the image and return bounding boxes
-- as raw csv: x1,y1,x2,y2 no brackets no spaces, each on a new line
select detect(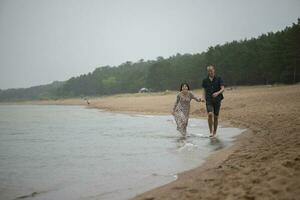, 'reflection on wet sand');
176,135,225,151
209,137,225,150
